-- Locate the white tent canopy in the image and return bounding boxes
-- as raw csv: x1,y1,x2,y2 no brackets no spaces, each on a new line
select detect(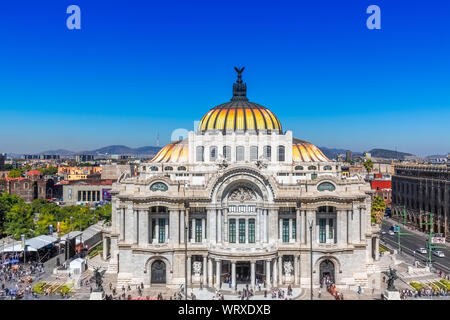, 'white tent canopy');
0,235,58,253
